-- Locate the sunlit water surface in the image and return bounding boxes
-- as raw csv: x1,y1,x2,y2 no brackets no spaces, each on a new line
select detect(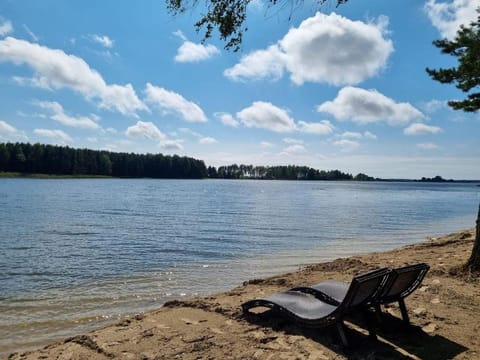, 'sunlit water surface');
1,179,479,354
